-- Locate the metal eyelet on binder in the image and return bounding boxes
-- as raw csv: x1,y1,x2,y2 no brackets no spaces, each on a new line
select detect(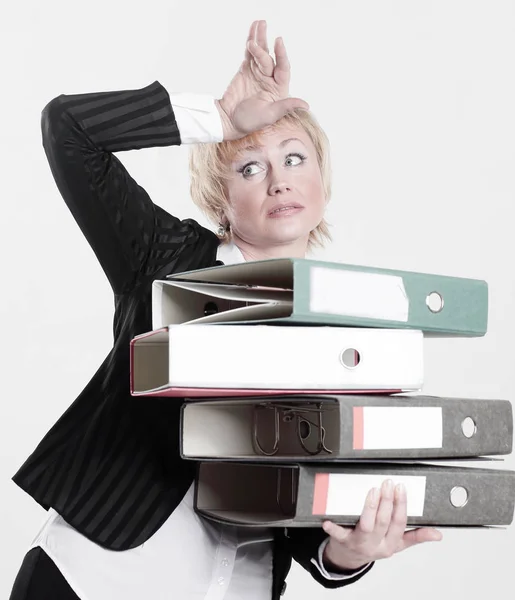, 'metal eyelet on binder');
339,348,361,369
252,402,333,456
450,486,469,508
426,291,444,313
461,417,477,438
